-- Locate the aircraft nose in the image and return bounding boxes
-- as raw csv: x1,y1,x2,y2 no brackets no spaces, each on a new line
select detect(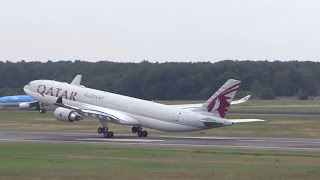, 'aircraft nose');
23,85,28,94
23,82,31,94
